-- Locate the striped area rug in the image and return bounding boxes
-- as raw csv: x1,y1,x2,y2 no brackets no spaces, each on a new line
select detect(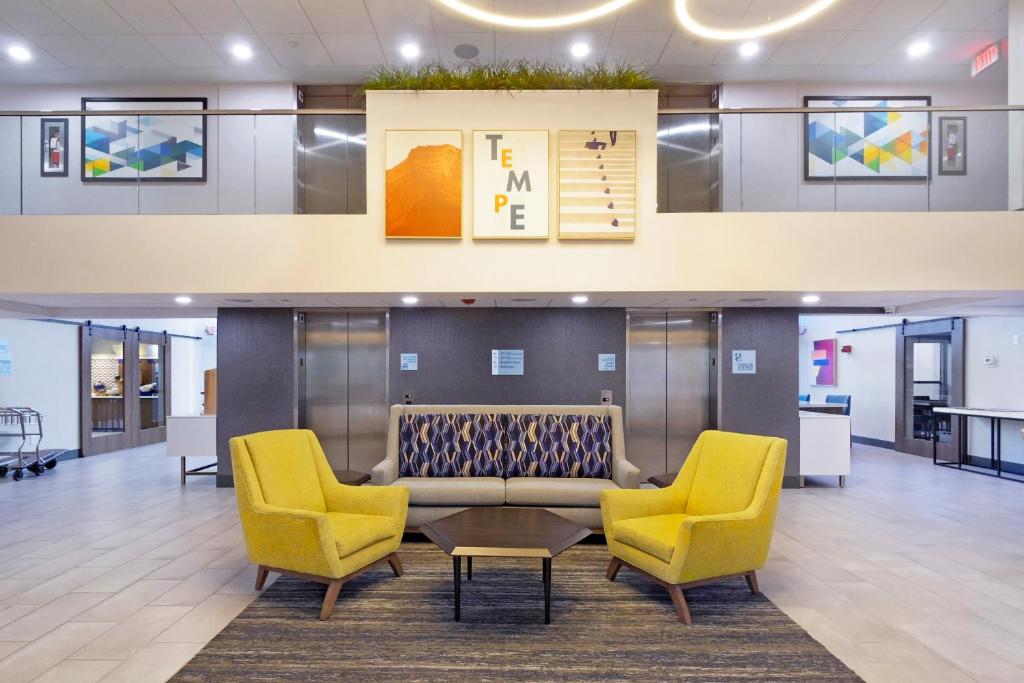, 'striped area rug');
173,542,860,682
